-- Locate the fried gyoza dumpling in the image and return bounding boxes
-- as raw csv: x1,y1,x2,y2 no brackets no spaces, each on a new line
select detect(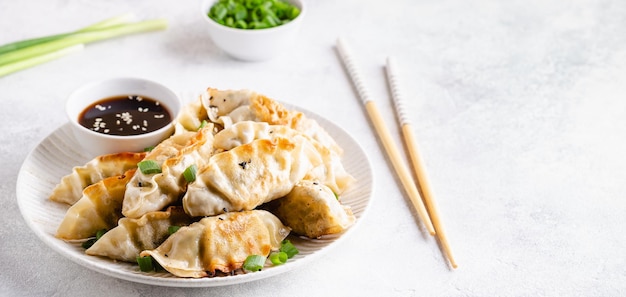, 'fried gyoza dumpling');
182,137,323,217
193,88,342,154
49,152,146,205
122,128,209,218
139,210,290,278
270,180,355,239
176,95,208,132
86,207,193,262
201,88,258,127
56,169,136,240
213,121,355,194
143,130,198,162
